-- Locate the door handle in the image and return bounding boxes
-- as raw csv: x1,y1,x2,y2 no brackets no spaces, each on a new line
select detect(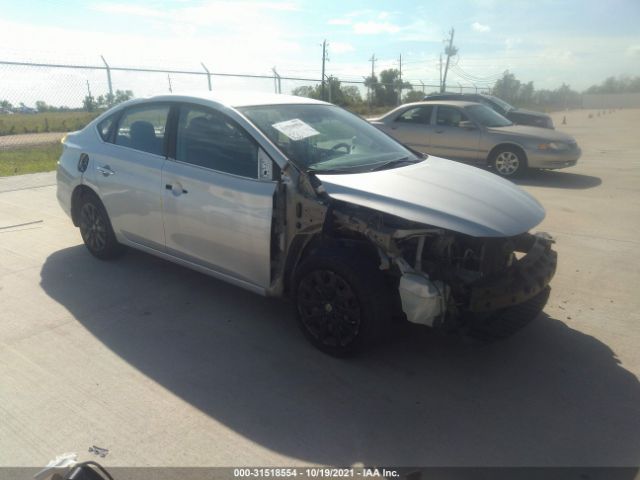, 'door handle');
97,165,115,176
